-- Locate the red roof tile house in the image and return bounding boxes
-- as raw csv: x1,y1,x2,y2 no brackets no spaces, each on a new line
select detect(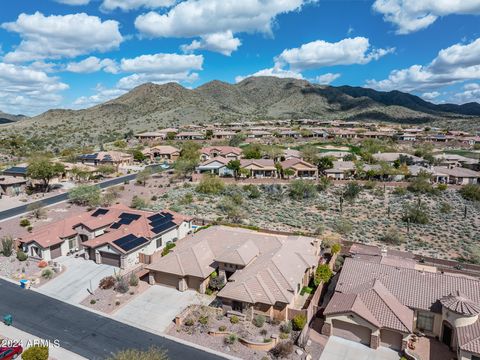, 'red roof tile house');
200,146,243,161
142,145,180,163
19,204,193,269
322,255,480,359
146,226,321,321
280,158,318,179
